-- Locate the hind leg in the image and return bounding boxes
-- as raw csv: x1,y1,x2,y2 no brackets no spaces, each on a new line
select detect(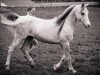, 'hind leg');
28,38,38,53
24,50,34,68
20,36,38,67
5,36,23,70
